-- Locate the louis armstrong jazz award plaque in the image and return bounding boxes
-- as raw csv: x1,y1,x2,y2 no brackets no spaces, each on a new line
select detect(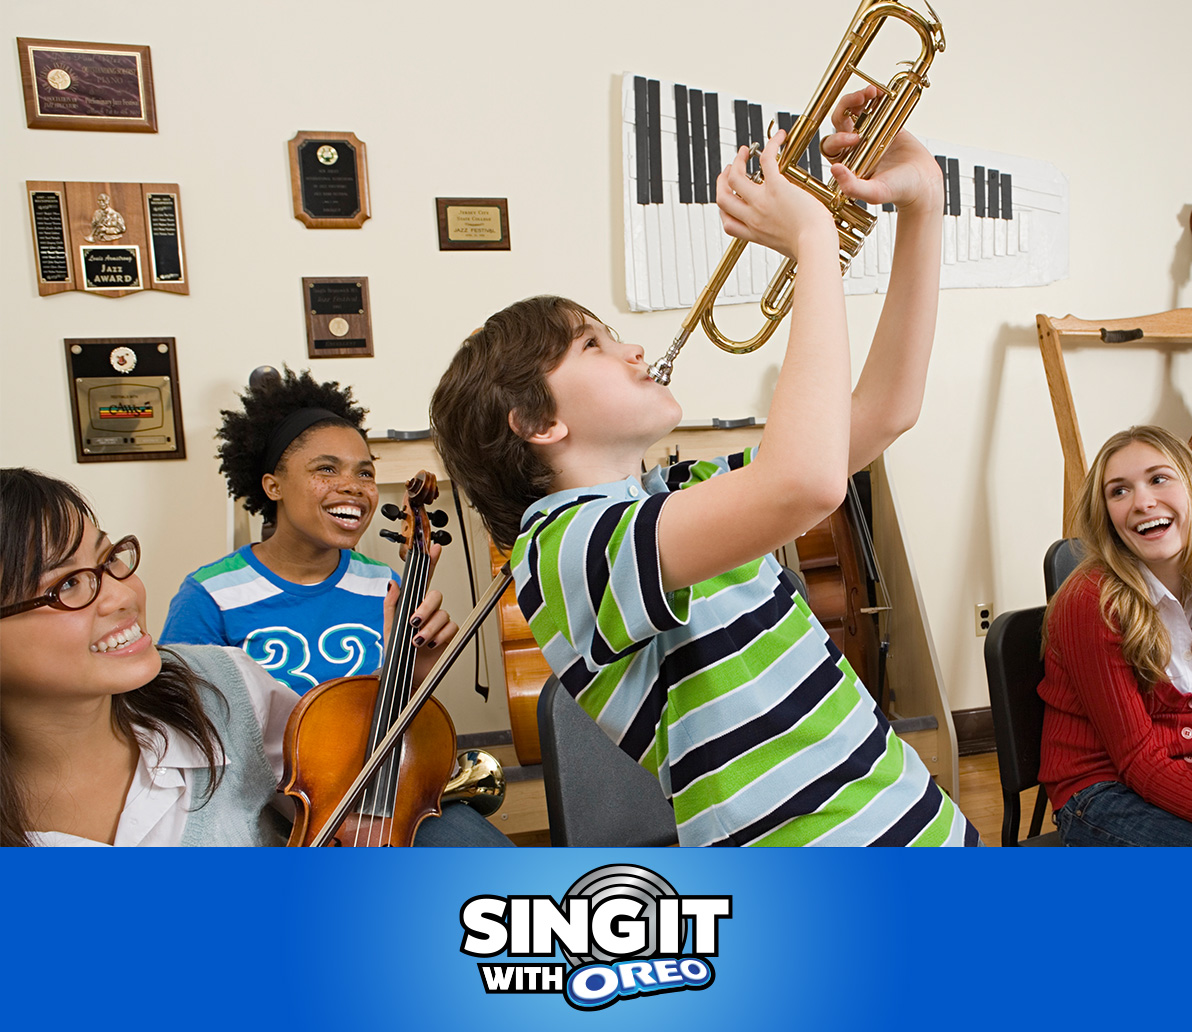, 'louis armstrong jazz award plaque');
288,131,371,229
27,181,187,297
65,338,186,462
